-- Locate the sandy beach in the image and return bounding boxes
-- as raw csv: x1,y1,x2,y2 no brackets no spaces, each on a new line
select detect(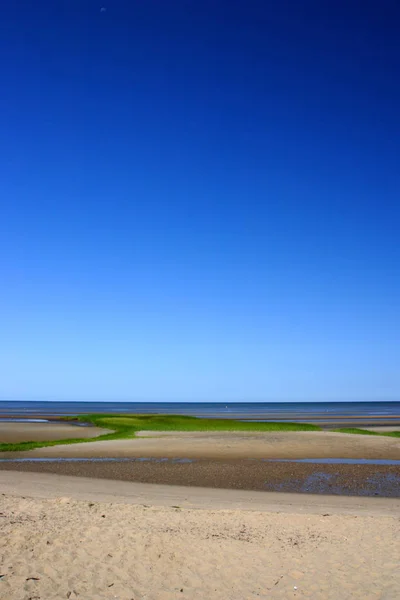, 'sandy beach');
0,471,399,600
1,420,400,597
